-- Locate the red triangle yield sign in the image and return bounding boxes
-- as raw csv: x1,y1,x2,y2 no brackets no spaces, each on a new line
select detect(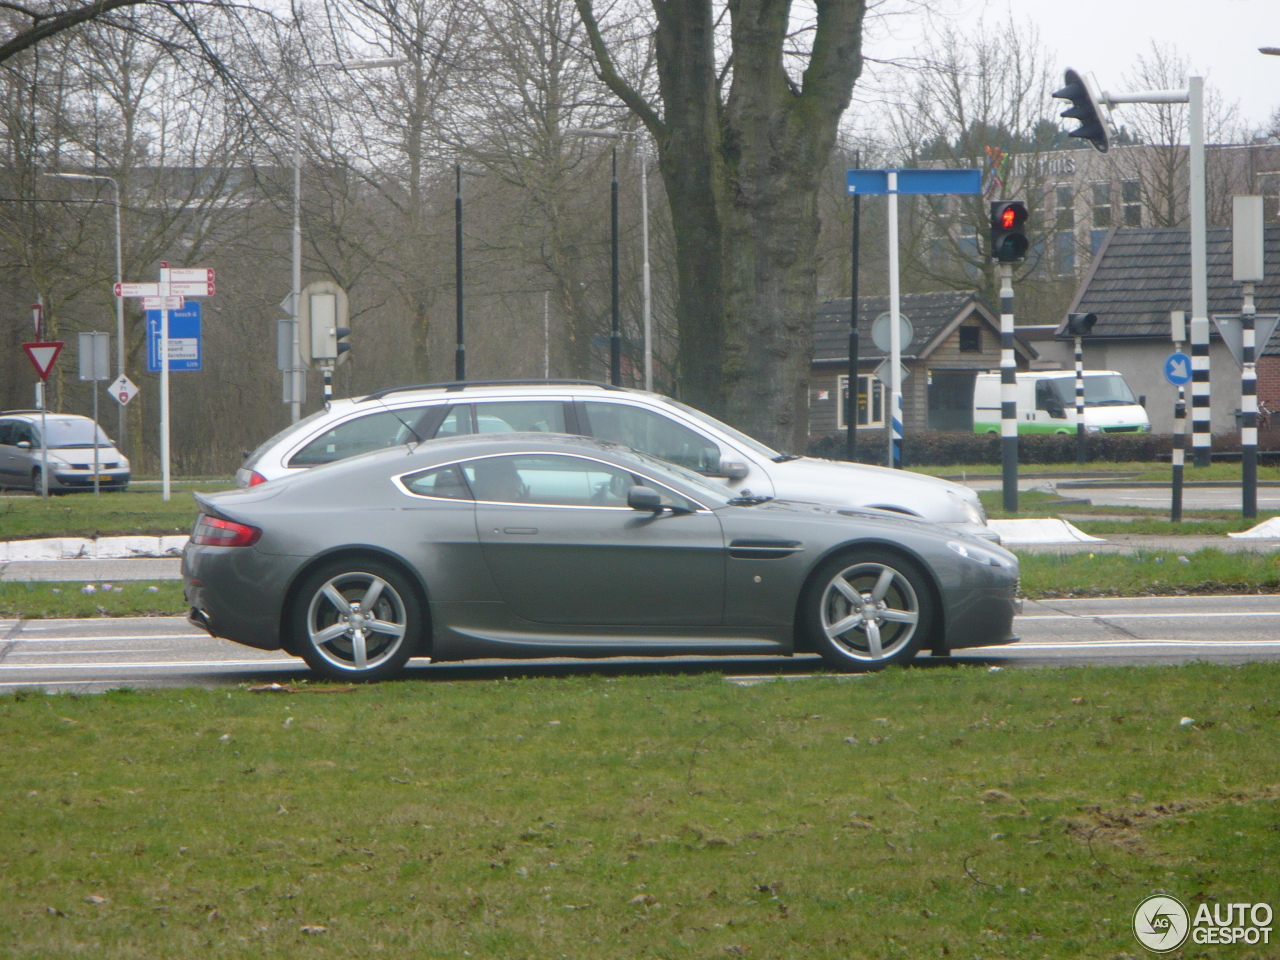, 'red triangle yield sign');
22,341,64,381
